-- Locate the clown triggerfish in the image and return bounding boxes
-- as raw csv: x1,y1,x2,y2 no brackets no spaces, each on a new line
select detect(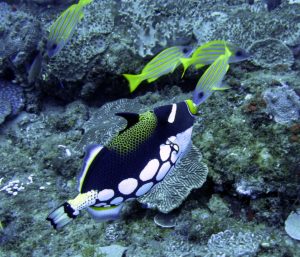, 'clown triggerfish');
47,99,198,229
